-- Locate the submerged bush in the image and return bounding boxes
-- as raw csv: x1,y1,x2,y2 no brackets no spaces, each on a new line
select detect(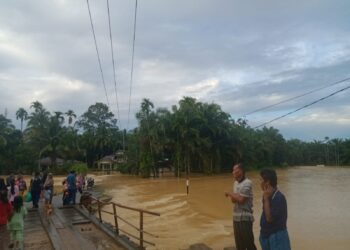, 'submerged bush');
71,163,88,174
